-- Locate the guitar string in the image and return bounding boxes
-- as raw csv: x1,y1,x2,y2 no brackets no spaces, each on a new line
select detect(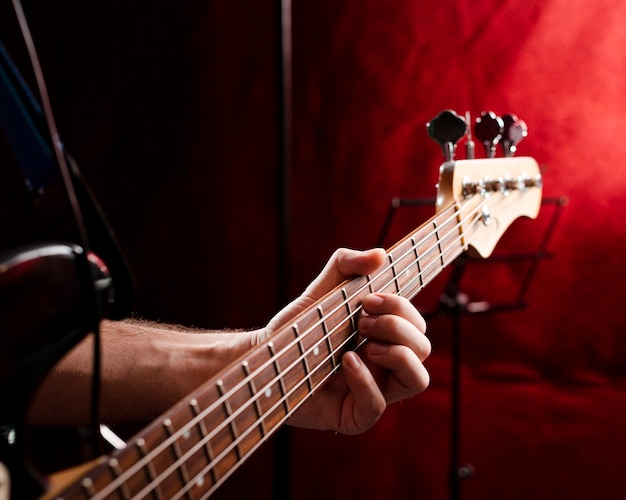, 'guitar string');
81,196,489,500
131,200,480,500
82,197,486,500
169,202,490,500
172,199,490,500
